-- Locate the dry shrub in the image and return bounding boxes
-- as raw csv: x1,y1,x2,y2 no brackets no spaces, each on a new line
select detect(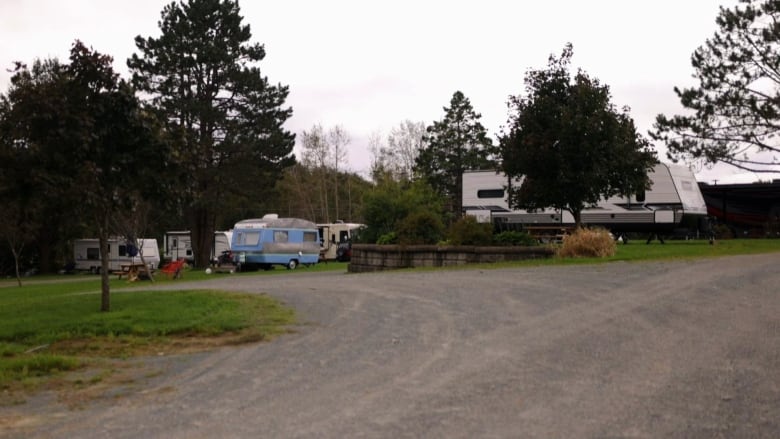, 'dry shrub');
557,227,616,258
